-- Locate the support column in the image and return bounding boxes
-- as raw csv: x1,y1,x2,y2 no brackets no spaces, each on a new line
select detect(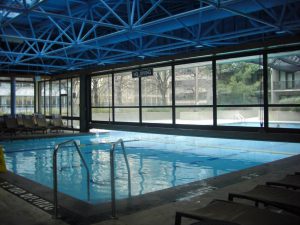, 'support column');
11,77,16,116
80,74,90,132
212,58,217,127
139,77,142,125
171,64,176,126
111,73,115,123
263,53,269,130
34,76,40,113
